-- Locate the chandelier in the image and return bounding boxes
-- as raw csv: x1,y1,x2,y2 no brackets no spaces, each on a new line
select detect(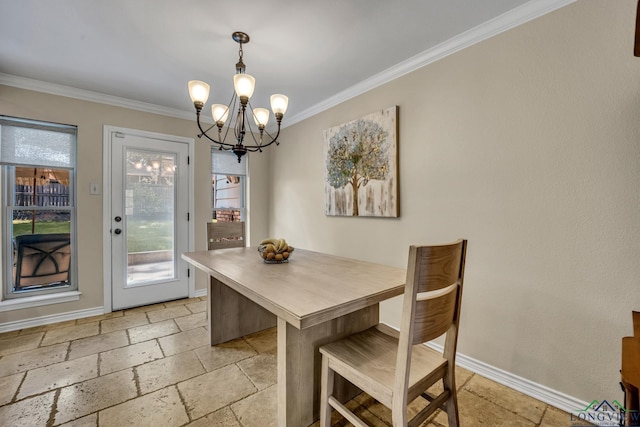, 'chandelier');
188,31,289,162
